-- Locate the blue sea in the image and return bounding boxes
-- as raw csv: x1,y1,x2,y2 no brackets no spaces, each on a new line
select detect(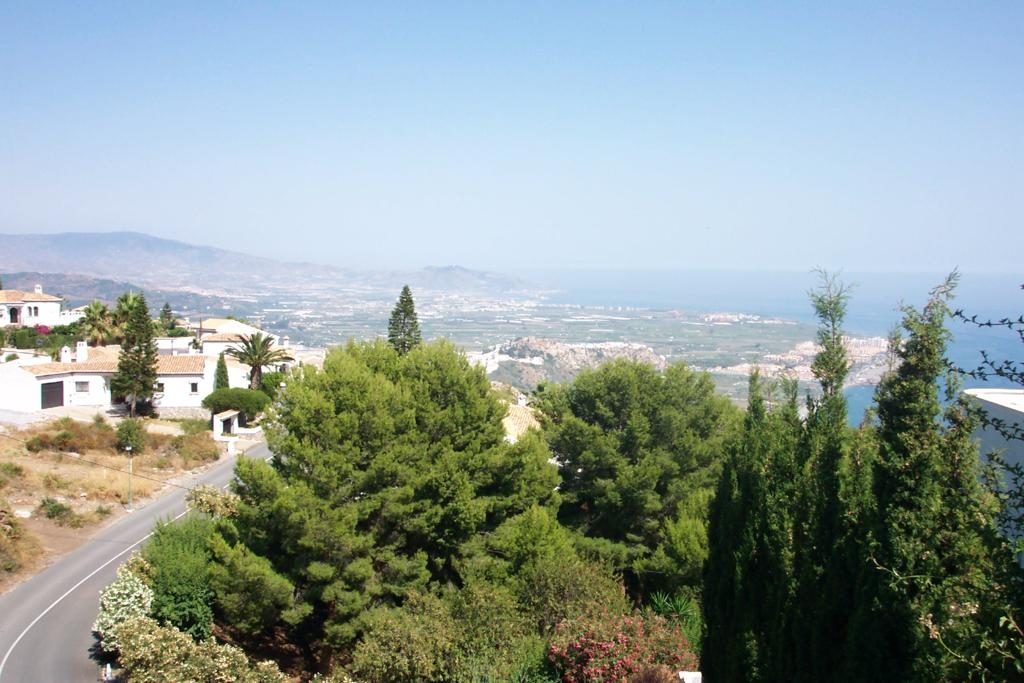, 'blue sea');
512,269,1022,425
